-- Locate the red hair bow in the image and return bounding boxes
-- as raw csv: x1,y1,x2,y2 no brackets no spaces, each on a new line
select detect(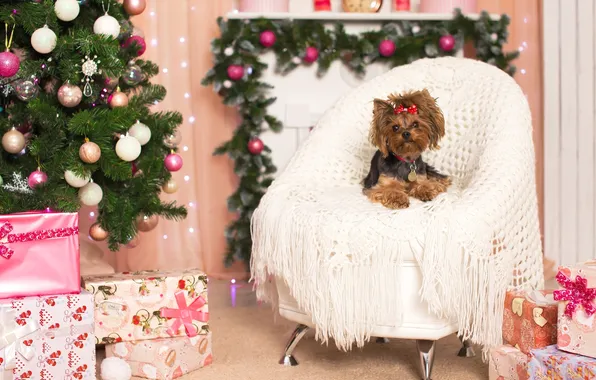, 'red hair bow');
394,104,418,115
